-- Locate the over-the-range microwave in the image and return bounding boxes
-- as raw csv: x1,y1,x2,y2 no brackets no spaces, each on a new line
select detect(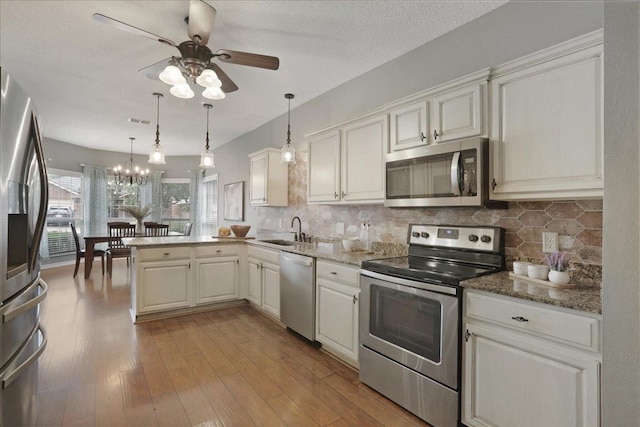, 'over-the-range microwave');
385,137,506,209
